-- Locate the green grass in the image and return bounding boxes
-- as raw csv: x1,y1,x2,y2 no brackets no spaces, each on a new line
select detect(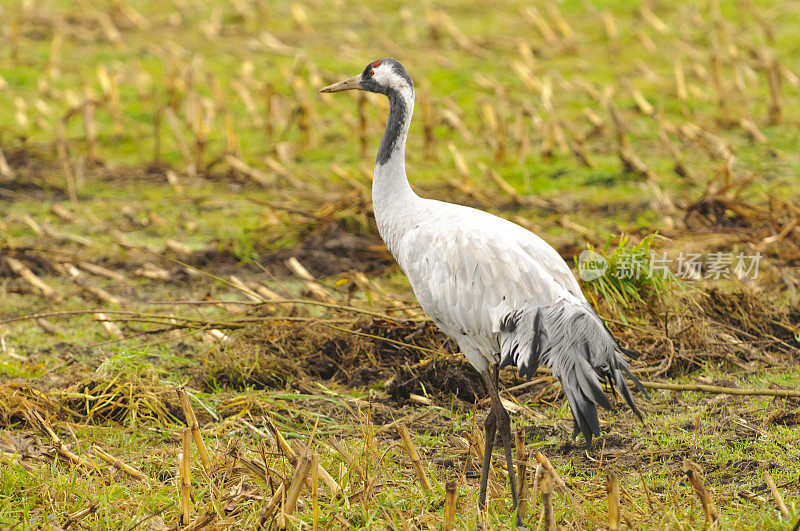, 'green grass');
580,233,686,320
1,364,798,528
1,0,800,528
